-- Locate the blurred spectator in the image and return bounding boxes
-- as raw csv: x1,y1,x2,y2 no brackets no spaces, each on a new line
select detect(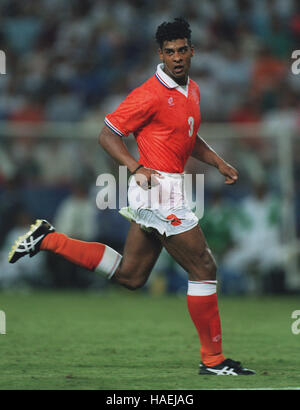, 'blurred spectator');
200,190,235,262
46,178,102,289
0,0,295,125
2,2,43,55
192,68,220,121
0,174,24,247
34,141,83,185
289,2,300,43
45,83,84,122
222,182,284,293
263,86,298,136
0,79,26,120
229,94,262,125
264,15,294,60
53,179,97,240
251,46,287,97
9,94,44,123
0,143,17,183
228,94,267,154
